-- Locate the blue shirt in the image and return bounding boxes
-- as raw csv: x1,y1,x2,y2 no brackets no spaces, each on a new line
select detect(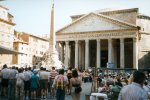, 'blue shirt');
30,74,39,89
118,82,148,100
